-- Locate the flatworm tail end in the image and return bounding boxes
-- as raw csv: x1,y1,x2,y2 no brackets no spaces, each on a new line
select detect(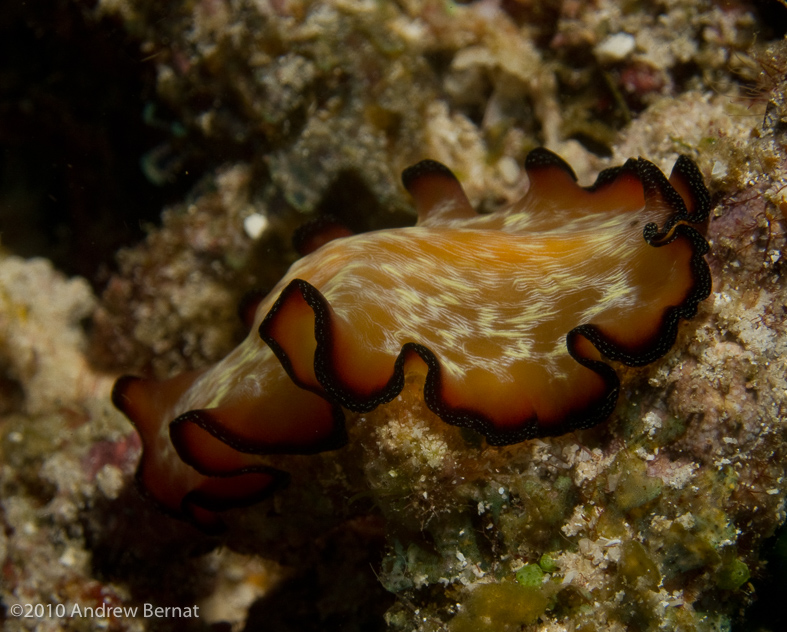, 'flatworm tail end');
112,374,288,532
